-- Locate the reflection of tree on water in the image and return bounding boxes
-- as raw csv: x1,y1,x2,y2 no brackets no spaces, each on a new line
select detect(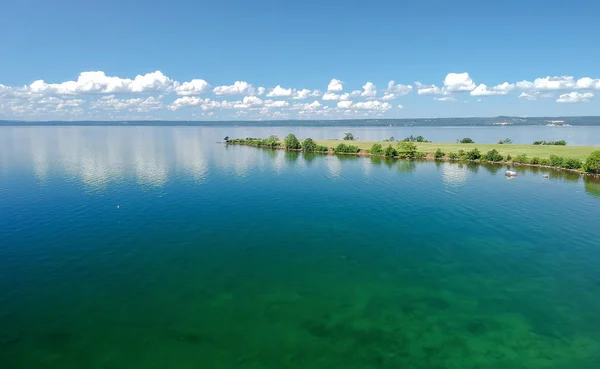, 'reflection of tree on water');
465,162,479,174
397,160,416,173
336,154,359,162
284,151,300,164
482,163,503,175
302,153,318,165
548,168,580,182
584,176,600,198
